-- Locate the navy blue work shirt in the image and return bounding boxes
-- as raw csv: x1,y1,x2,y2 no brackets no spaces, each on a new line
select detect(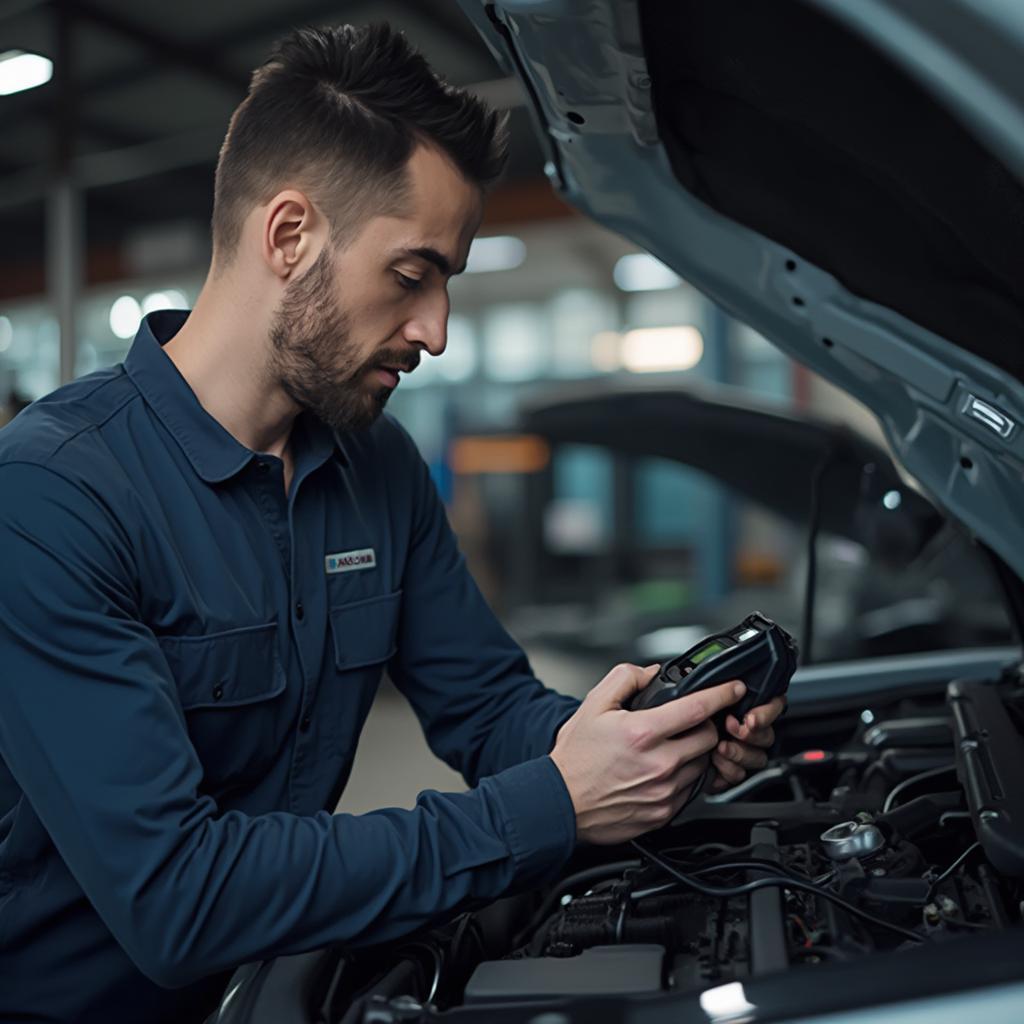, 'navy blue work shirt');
0,310,580,1023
